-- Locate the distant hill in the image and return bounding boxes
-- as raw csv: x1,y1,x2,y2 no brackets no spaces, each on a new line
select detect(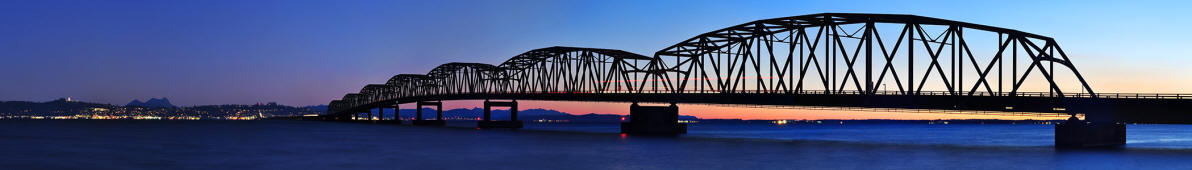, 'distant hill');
126,98,175,108
0,98,112,115
303,105,328,113
0,98,323,118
